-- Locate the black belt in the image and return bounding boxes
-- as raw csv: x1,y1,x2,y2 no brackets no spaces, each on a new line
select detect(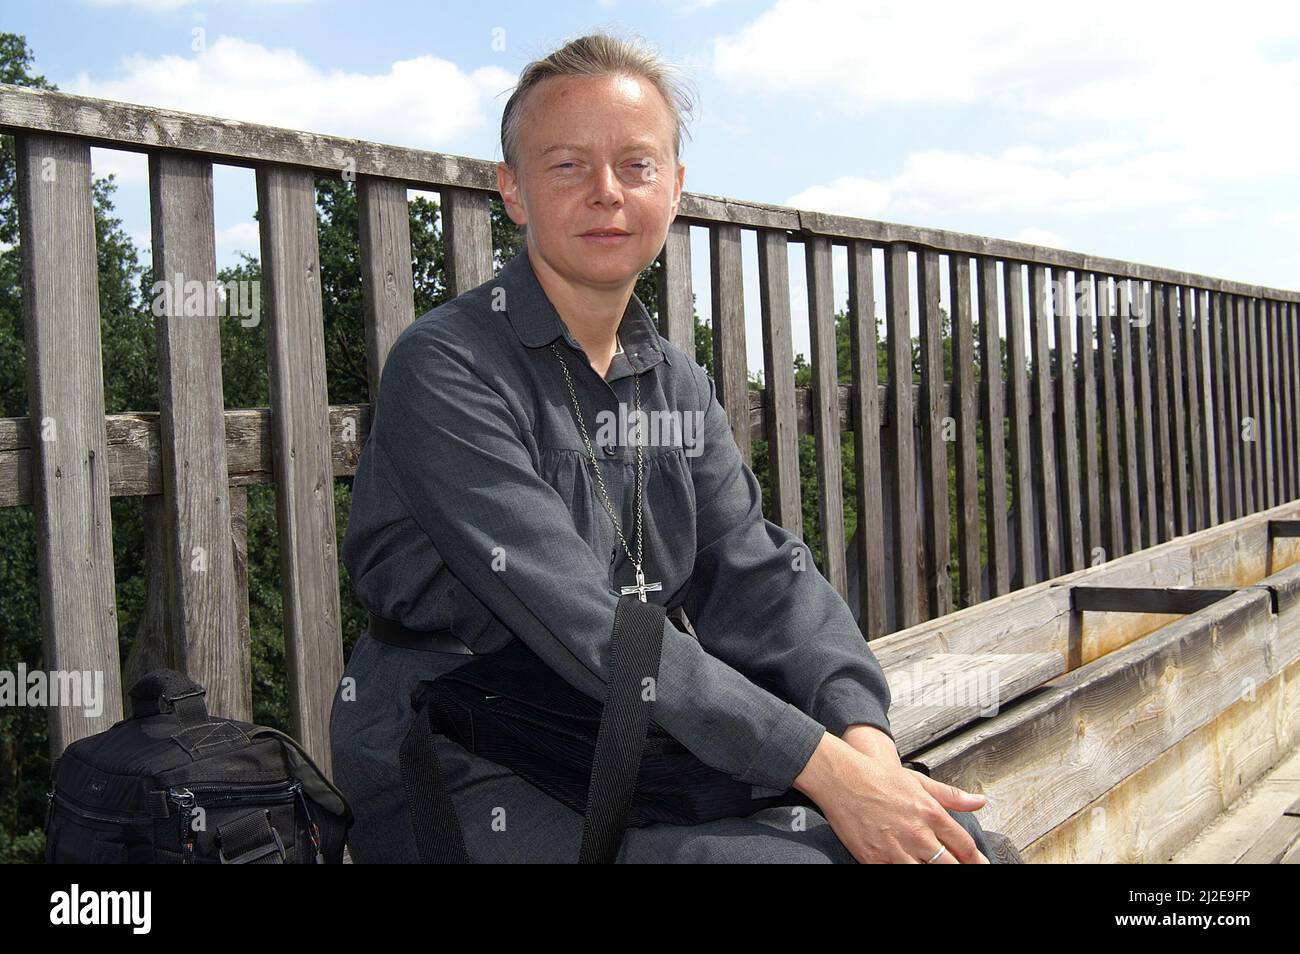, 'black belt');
368,612,474,654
